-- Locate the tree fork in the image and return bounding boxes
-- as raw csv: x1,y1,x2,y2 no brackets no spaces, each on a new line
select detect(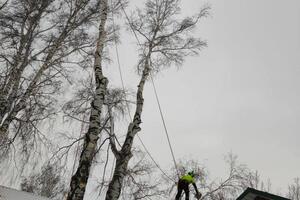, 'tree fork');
105,58,151,200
